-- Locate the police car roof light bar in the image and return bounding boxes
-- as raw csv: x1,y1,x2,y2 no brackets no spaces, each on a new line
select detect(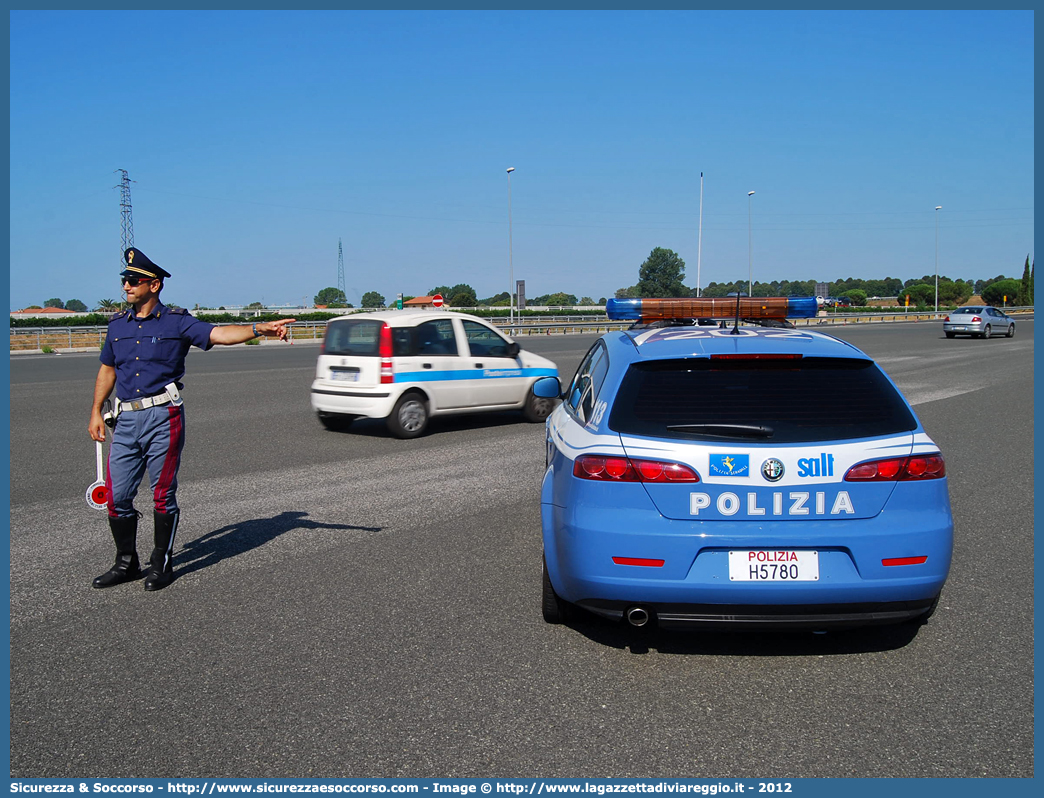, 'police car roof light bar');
606,296,819,322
